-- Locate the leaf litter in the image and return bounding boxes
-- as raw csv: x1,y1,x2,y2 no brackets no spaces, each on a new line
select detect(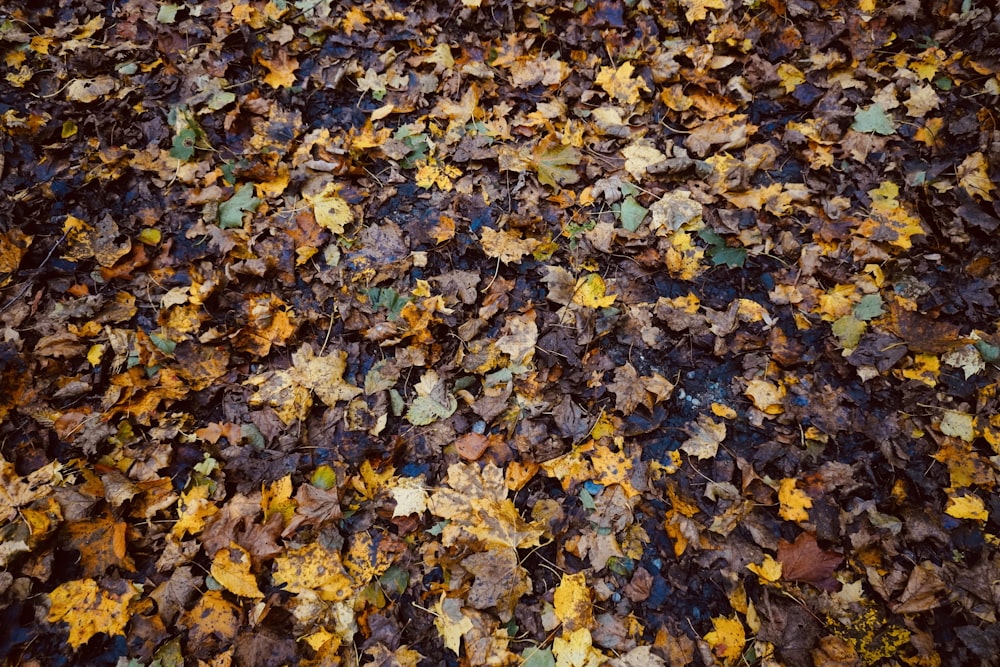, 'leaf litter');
1,0,1000,665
